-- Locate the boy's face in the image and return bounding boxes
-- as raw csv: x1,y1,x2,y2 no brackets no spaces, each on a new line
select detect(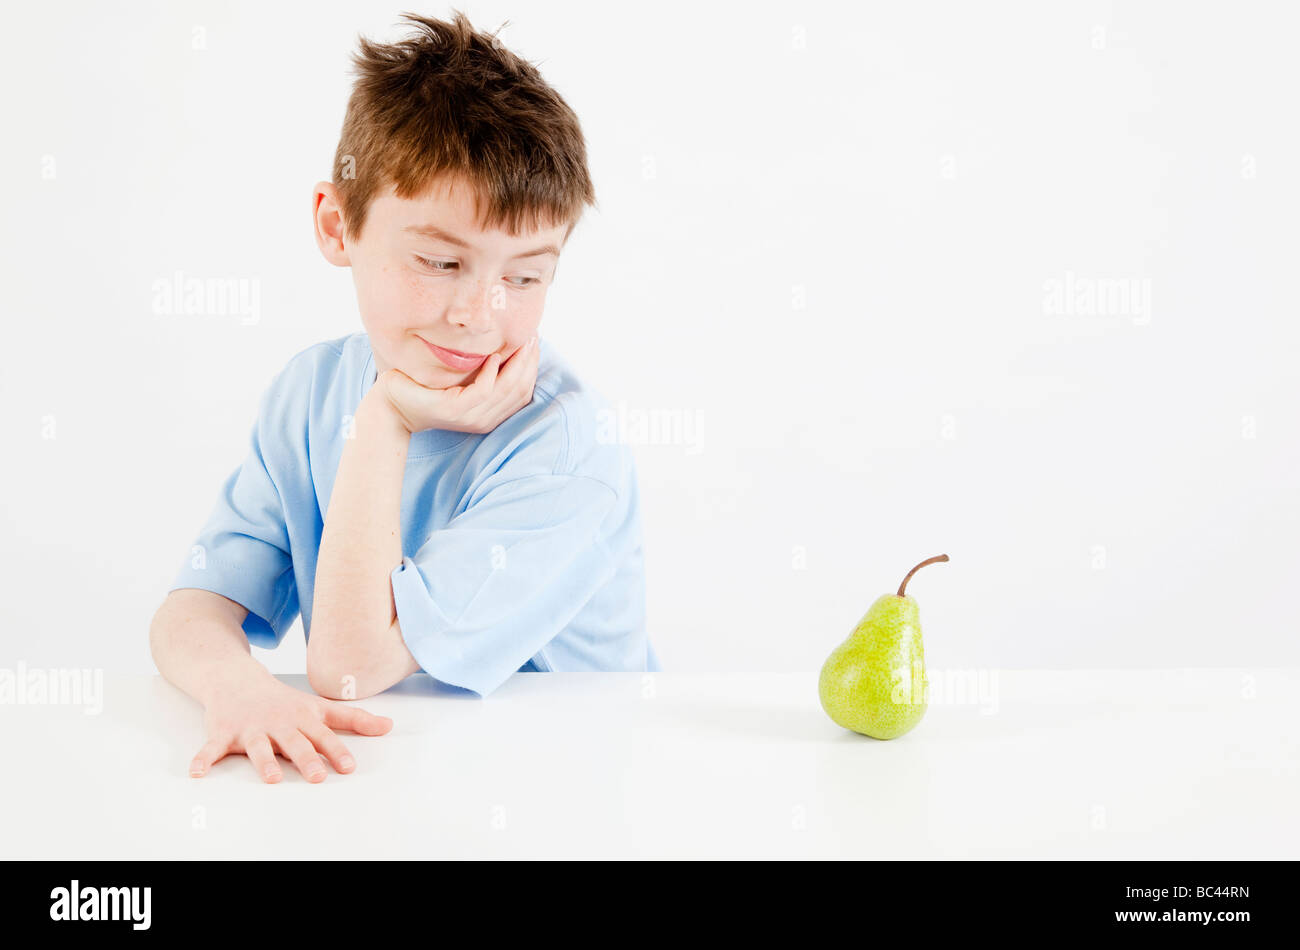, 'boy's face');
314,174,568,388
